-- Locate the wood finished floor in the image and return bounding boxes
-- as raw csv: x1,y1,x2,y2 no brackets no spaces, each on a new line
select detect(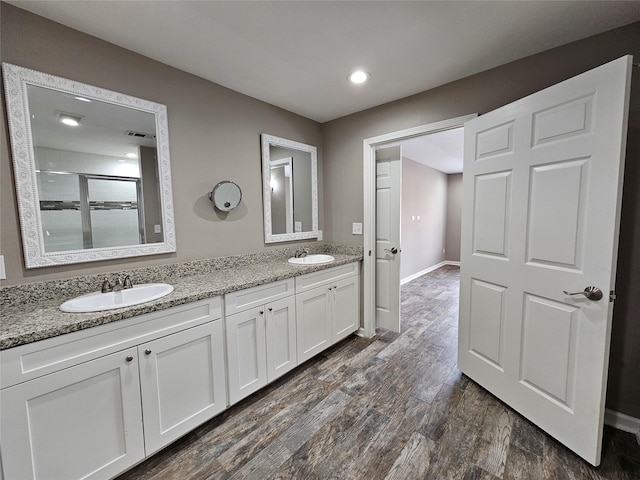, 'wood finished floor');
117,265,640,480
